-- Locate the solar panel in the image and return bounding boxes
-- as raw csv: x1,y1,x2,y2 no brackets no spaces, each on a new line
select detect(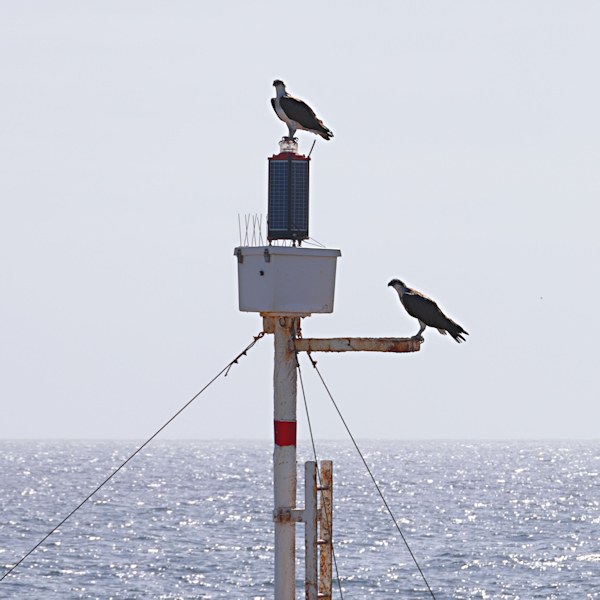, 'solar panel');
268,155,310,241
